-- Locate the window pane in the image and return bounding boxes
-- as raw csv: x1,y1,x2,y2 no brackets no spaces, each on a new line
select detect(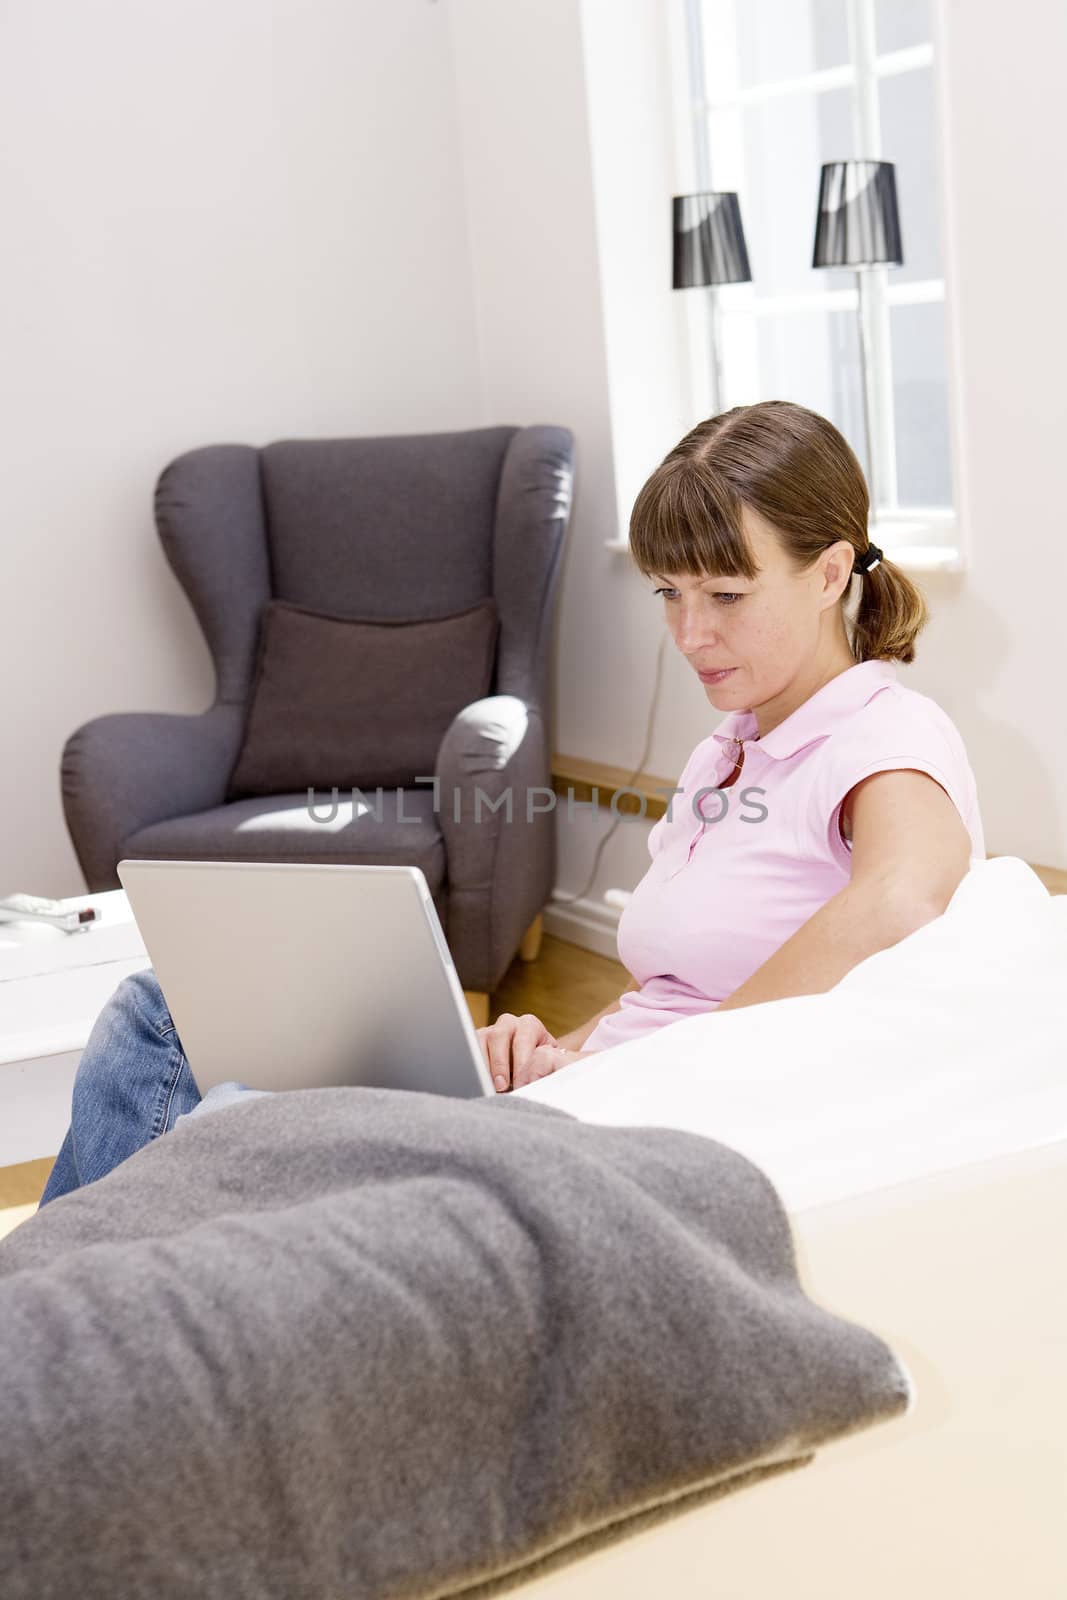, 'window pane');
696,0,954,516
721,307,870,483
733,0,851,88
890,301,952,508
879,67,942,283
874,0,931,55
712,86,857,297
